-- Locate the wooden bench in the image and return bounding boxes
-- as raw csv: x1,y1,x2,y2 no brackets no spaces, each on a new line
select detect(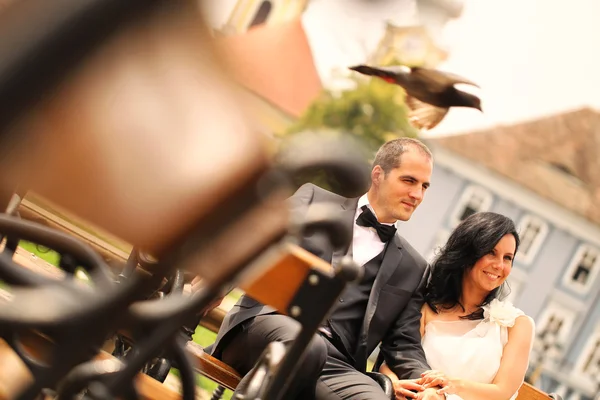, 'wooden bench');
517,383,557,400
185,348,555,400
5,208,560,400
